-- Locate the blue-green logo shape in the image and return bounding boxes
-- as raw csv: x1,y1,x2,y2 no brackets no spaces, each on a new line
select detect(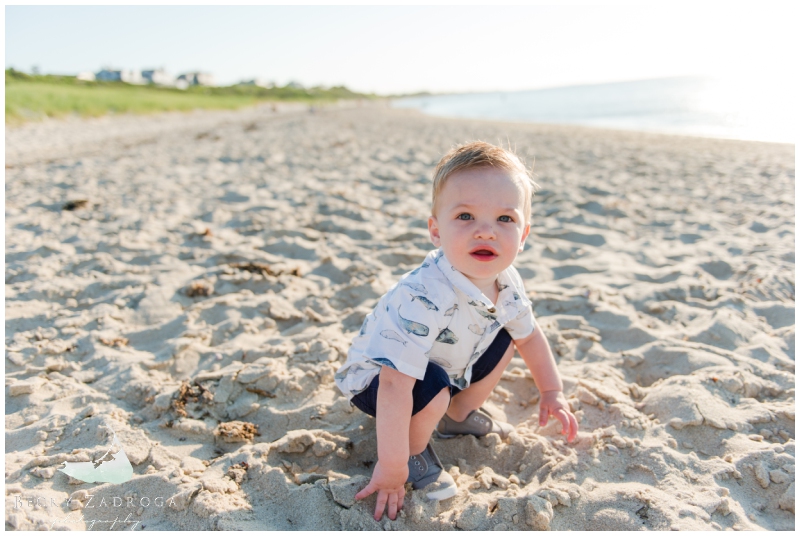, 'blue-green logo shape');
58,428,133,484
